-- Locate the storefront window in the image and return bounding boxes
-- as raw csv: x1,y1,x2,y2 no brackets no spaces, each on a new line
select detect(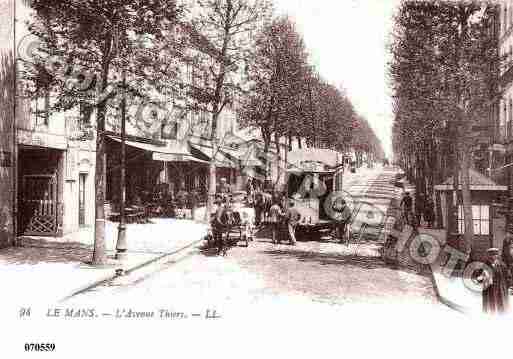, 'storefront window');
457,205,490,235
